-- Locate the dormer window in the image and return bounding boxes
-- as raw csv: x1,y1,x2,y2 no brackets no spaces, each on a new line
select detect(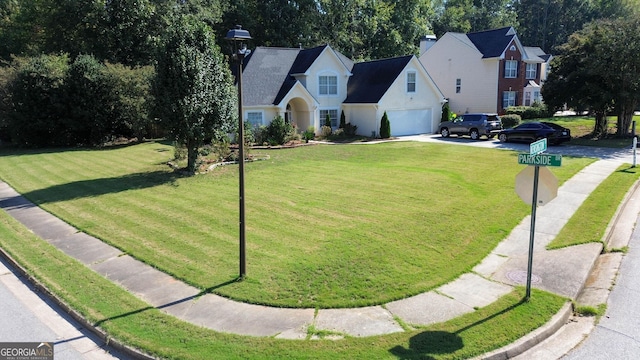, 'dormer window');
407,71,416,93
319,75,338,95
